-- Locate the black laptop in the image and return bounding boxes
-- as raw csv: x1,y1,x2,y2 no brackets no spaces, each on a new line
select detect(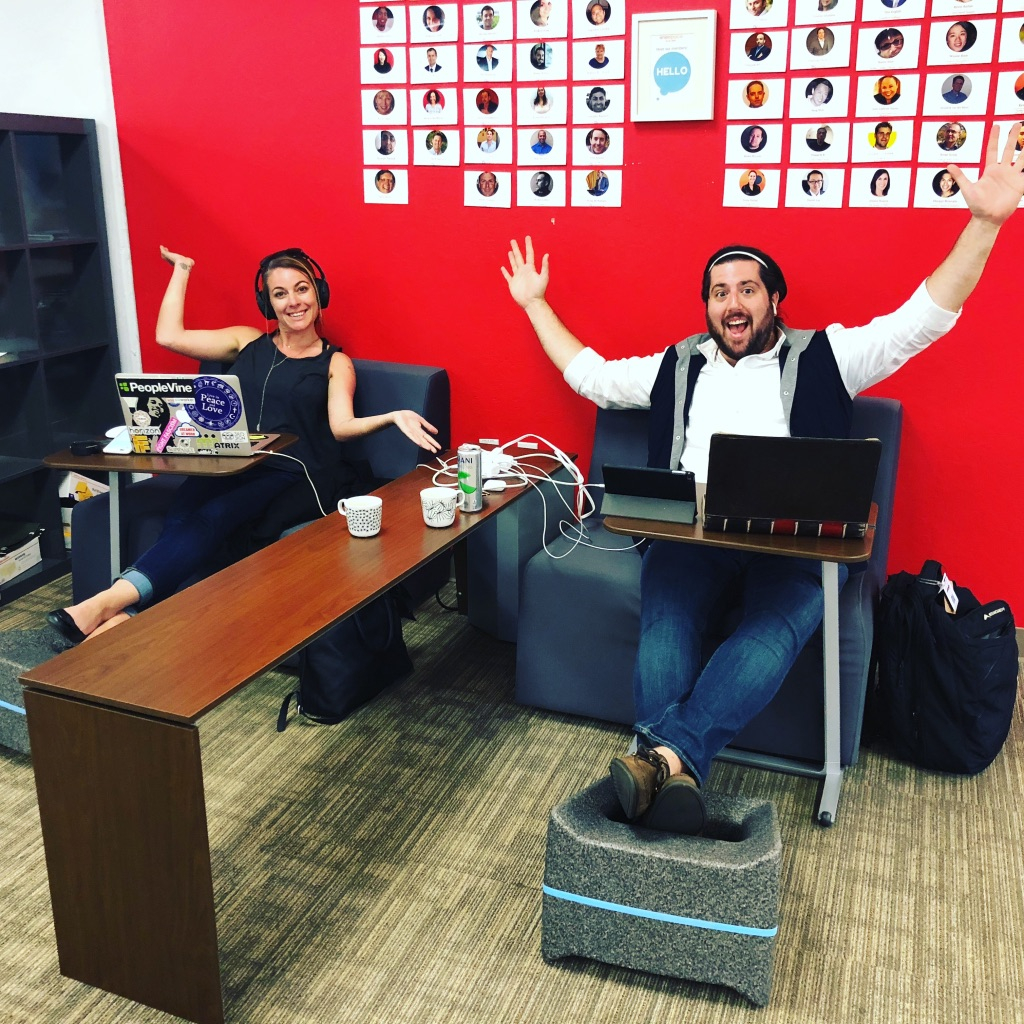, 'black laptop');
600,465,697,525
703,434,882,538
